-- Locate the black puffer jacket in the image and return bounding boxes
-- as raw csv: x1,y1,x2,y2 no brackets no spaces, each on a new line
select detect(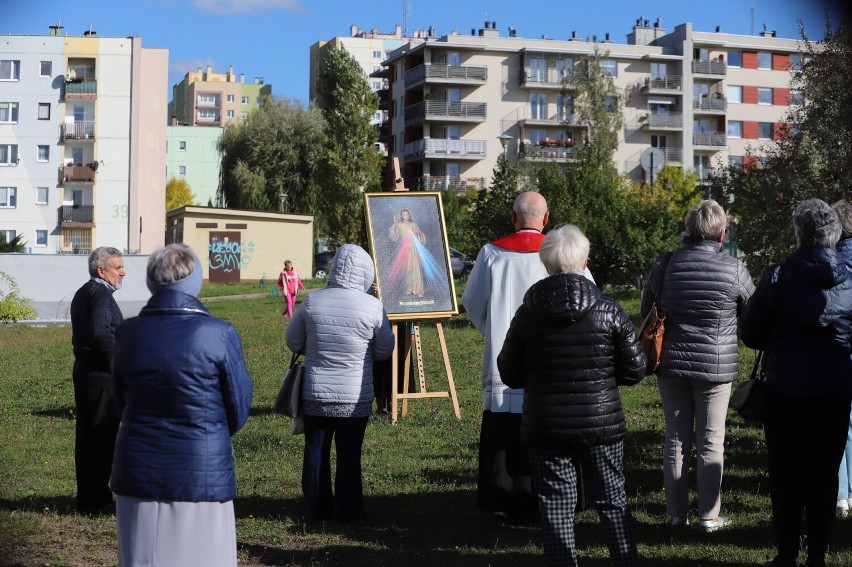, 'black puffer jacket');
640,236,754,383
741,246,852,400
498,273,646,448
